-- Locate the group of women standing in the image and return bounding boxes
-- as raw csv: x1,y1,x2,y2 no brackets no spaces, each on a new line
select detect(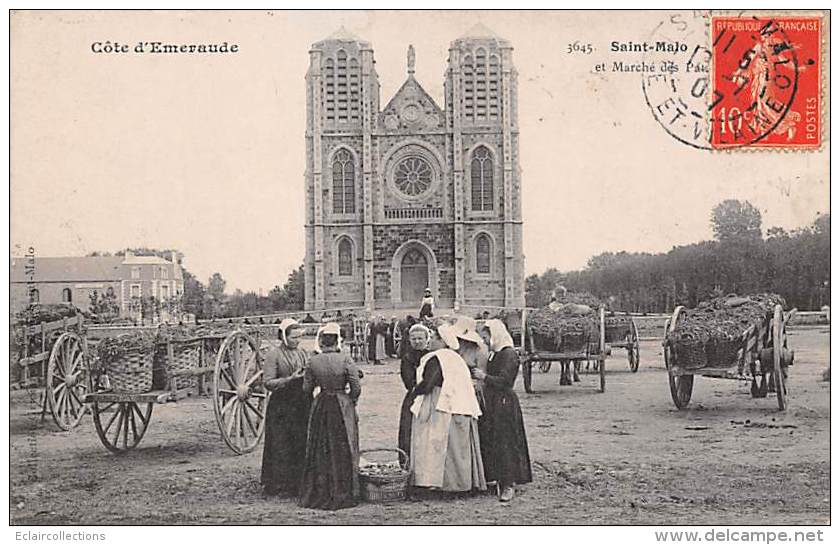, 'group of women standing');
260,314,531,510
261,319,362,510
398,318,532,502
